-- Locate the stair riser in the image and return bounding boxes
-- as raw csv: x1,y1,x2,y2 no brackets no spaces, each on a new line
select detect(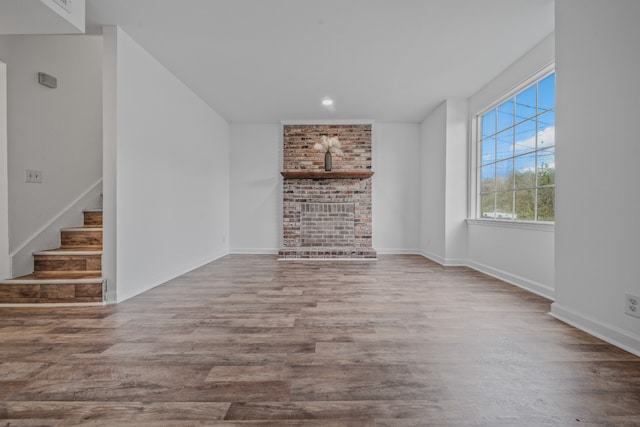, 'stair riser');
84,211,103,227
61,231,102,247
0,283,103,303
34,255,101,272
